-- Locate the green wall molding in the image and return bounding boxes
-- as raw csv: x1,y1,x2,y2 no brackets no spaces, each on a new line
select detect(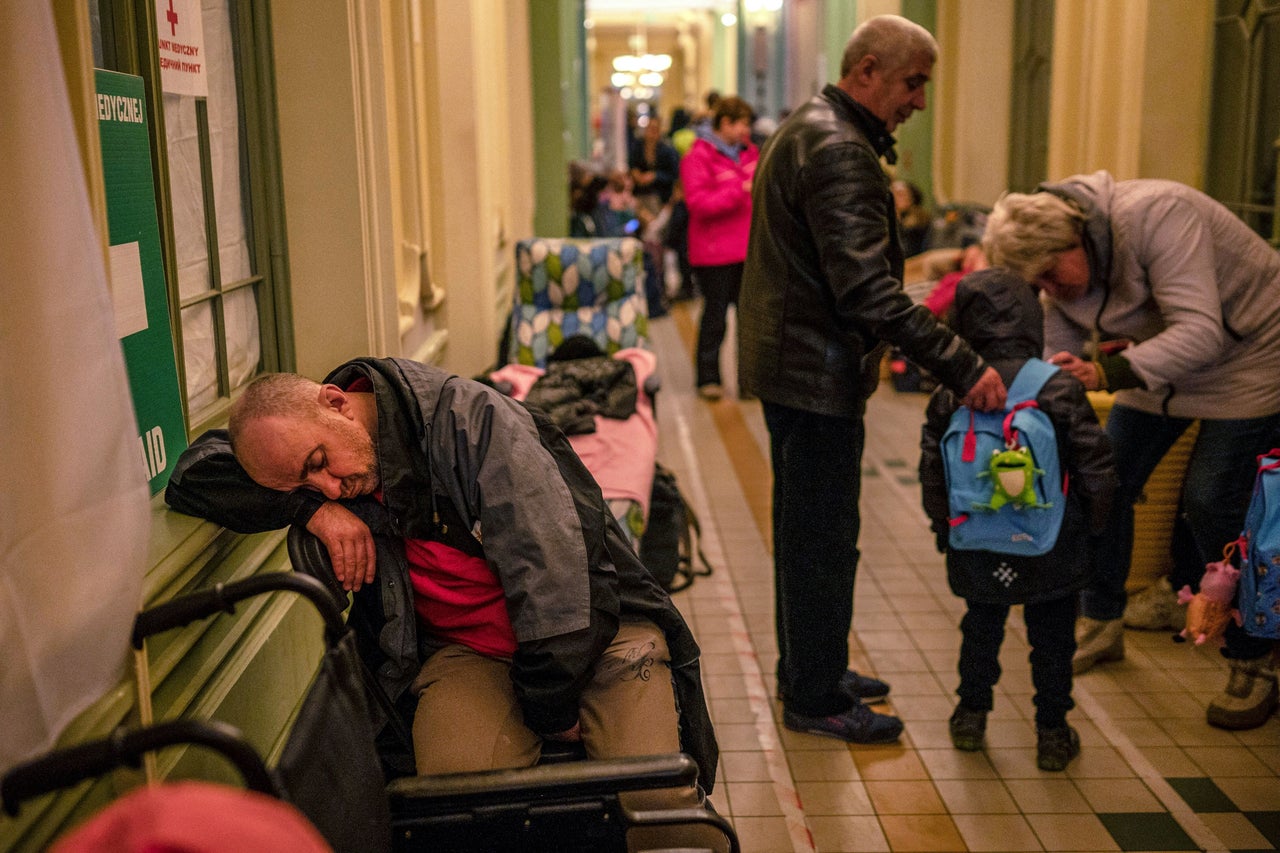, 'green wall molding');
0,507,324,853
